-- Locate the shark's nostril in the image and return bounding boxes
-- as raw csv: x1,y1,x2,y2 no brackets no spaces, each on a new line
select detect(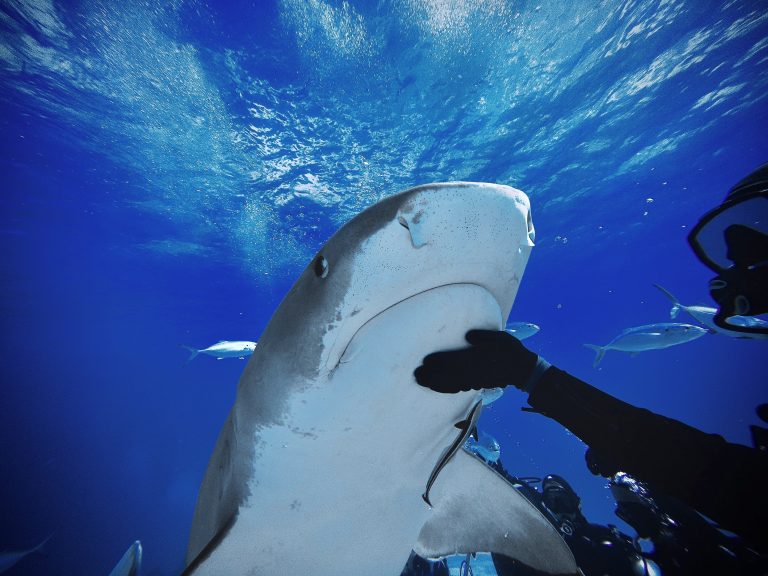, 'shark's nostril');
398,214,427,248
